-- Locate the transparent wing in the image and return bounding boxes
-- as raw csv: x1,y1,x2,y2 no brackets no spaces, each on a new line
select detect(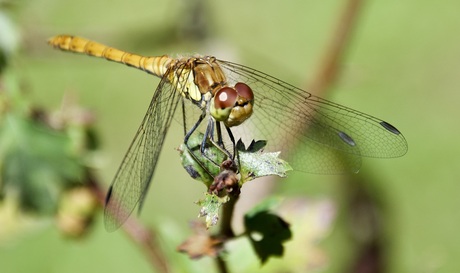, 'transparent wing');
218,60,408,173
104,69,182,232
